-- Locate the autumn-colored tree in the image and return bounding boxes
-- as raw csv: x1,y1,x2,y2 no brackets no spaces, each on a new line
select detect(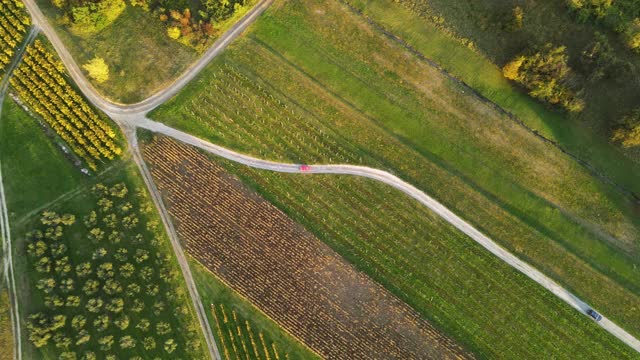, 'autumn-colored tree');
94,314,110,331
86,298,104,313
503,44,584,112
612,107,640,148
51,243,68,258
76,330,91,345
167,26,181,39
164,338,177,353
75,262,92,277
106,297,124,313
83,57,109,83
53,333,72,349
143,336,156,350
97,262,114,279
626,19,640,53
71,315,86,330
69,0,125,34
119,335,136,349
114,314,130,330
65,295,81,307
98,335,114,351
156,321,172,335
136,318,151,332
83,279,100,295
